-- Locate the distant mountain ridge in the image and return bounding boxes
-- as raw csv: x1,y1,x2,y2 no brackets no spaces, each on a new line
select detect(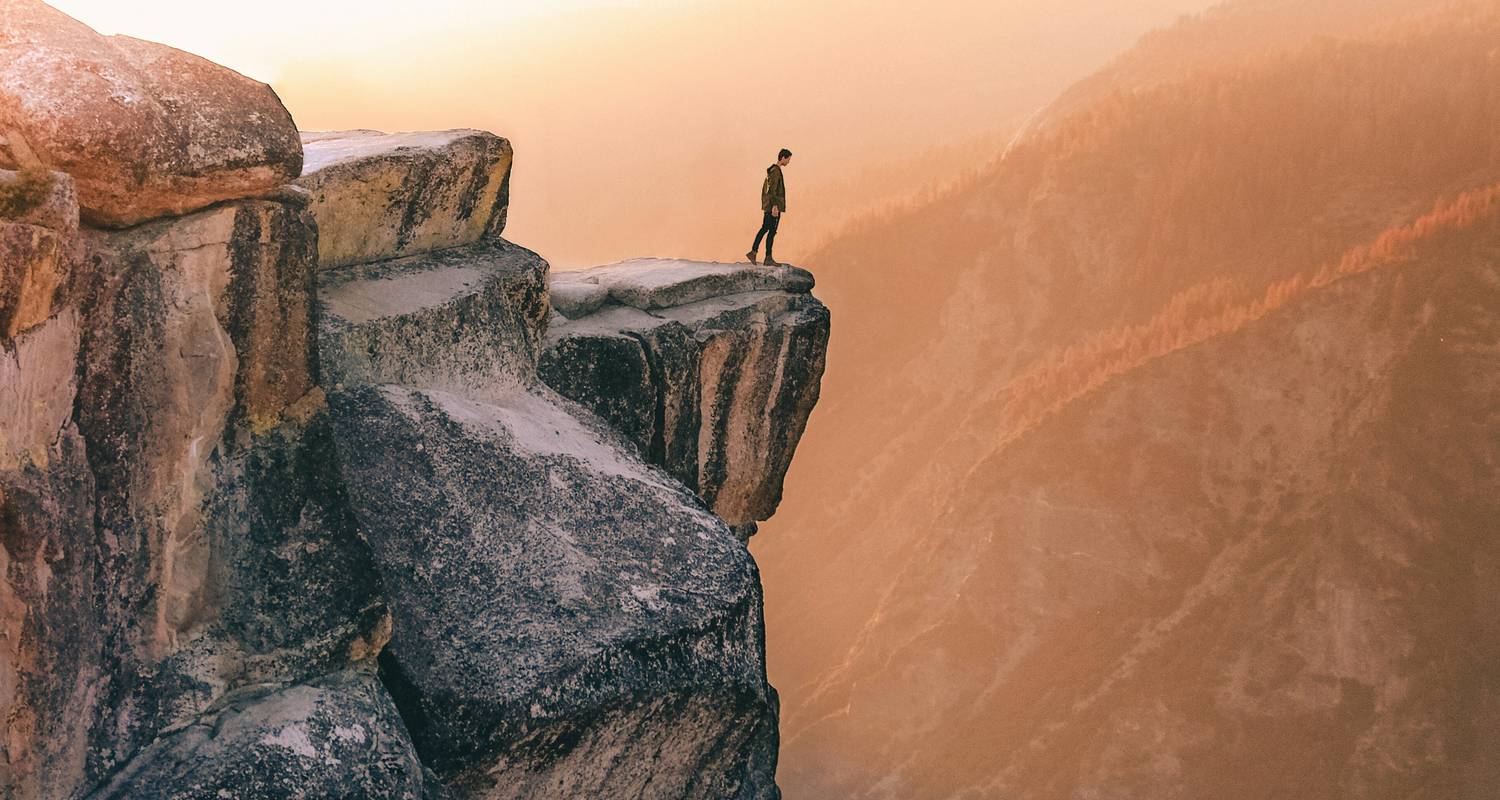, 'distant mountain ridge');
756,1,1500,796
